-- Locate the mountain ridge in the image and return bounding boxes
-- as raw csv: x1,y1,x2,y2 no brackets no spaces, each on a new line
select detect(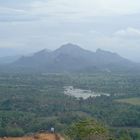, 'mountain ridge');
4,43,139,73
